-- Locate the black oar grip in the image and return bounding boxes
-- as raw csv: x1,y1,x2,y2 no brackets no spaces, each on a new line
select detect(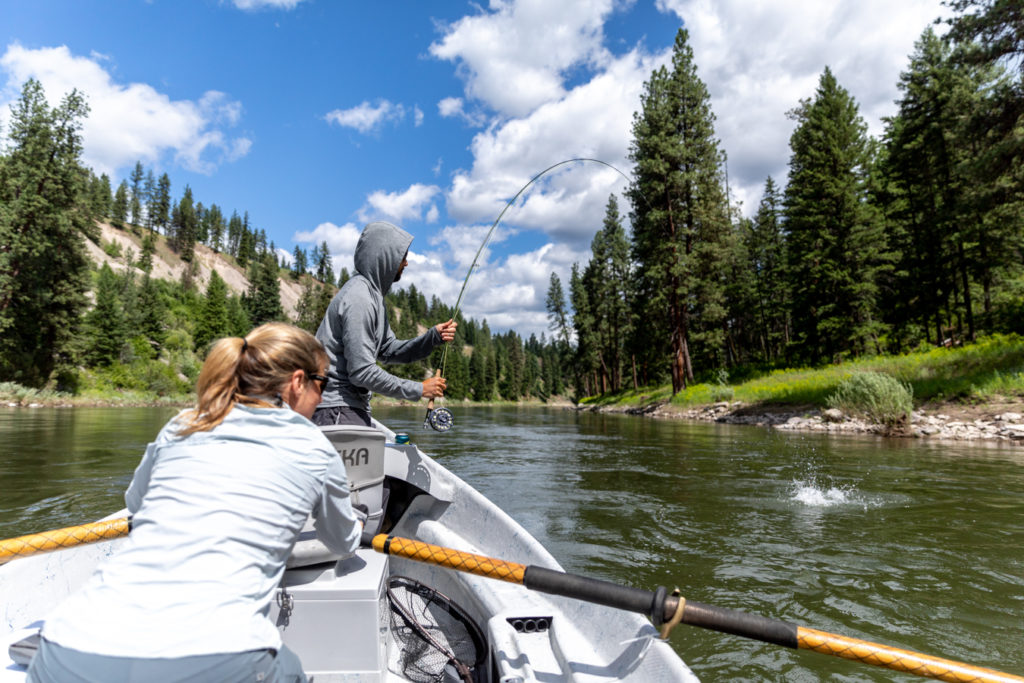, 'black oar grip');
524,566,667,625
682,600,798,649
